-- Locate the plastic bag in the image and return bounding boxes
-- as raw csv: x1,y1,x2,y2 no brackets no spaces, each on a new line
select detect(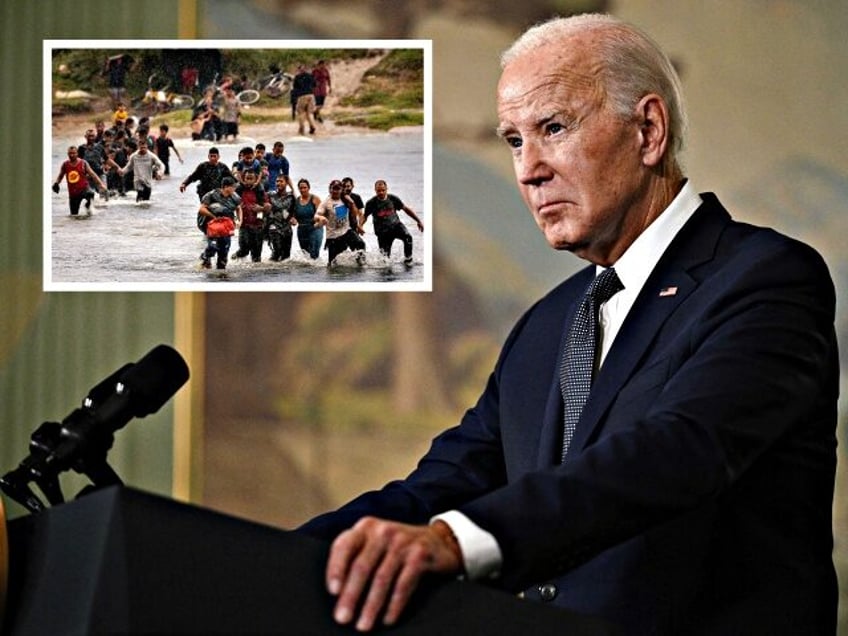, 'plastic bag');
206,216,235,238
